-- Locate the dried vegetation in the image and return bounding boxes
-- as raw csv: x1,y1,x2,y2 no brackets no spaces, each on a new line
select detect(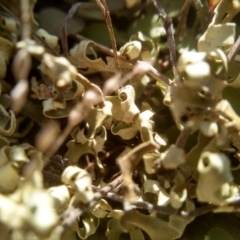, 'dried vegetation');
1,0,240,239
